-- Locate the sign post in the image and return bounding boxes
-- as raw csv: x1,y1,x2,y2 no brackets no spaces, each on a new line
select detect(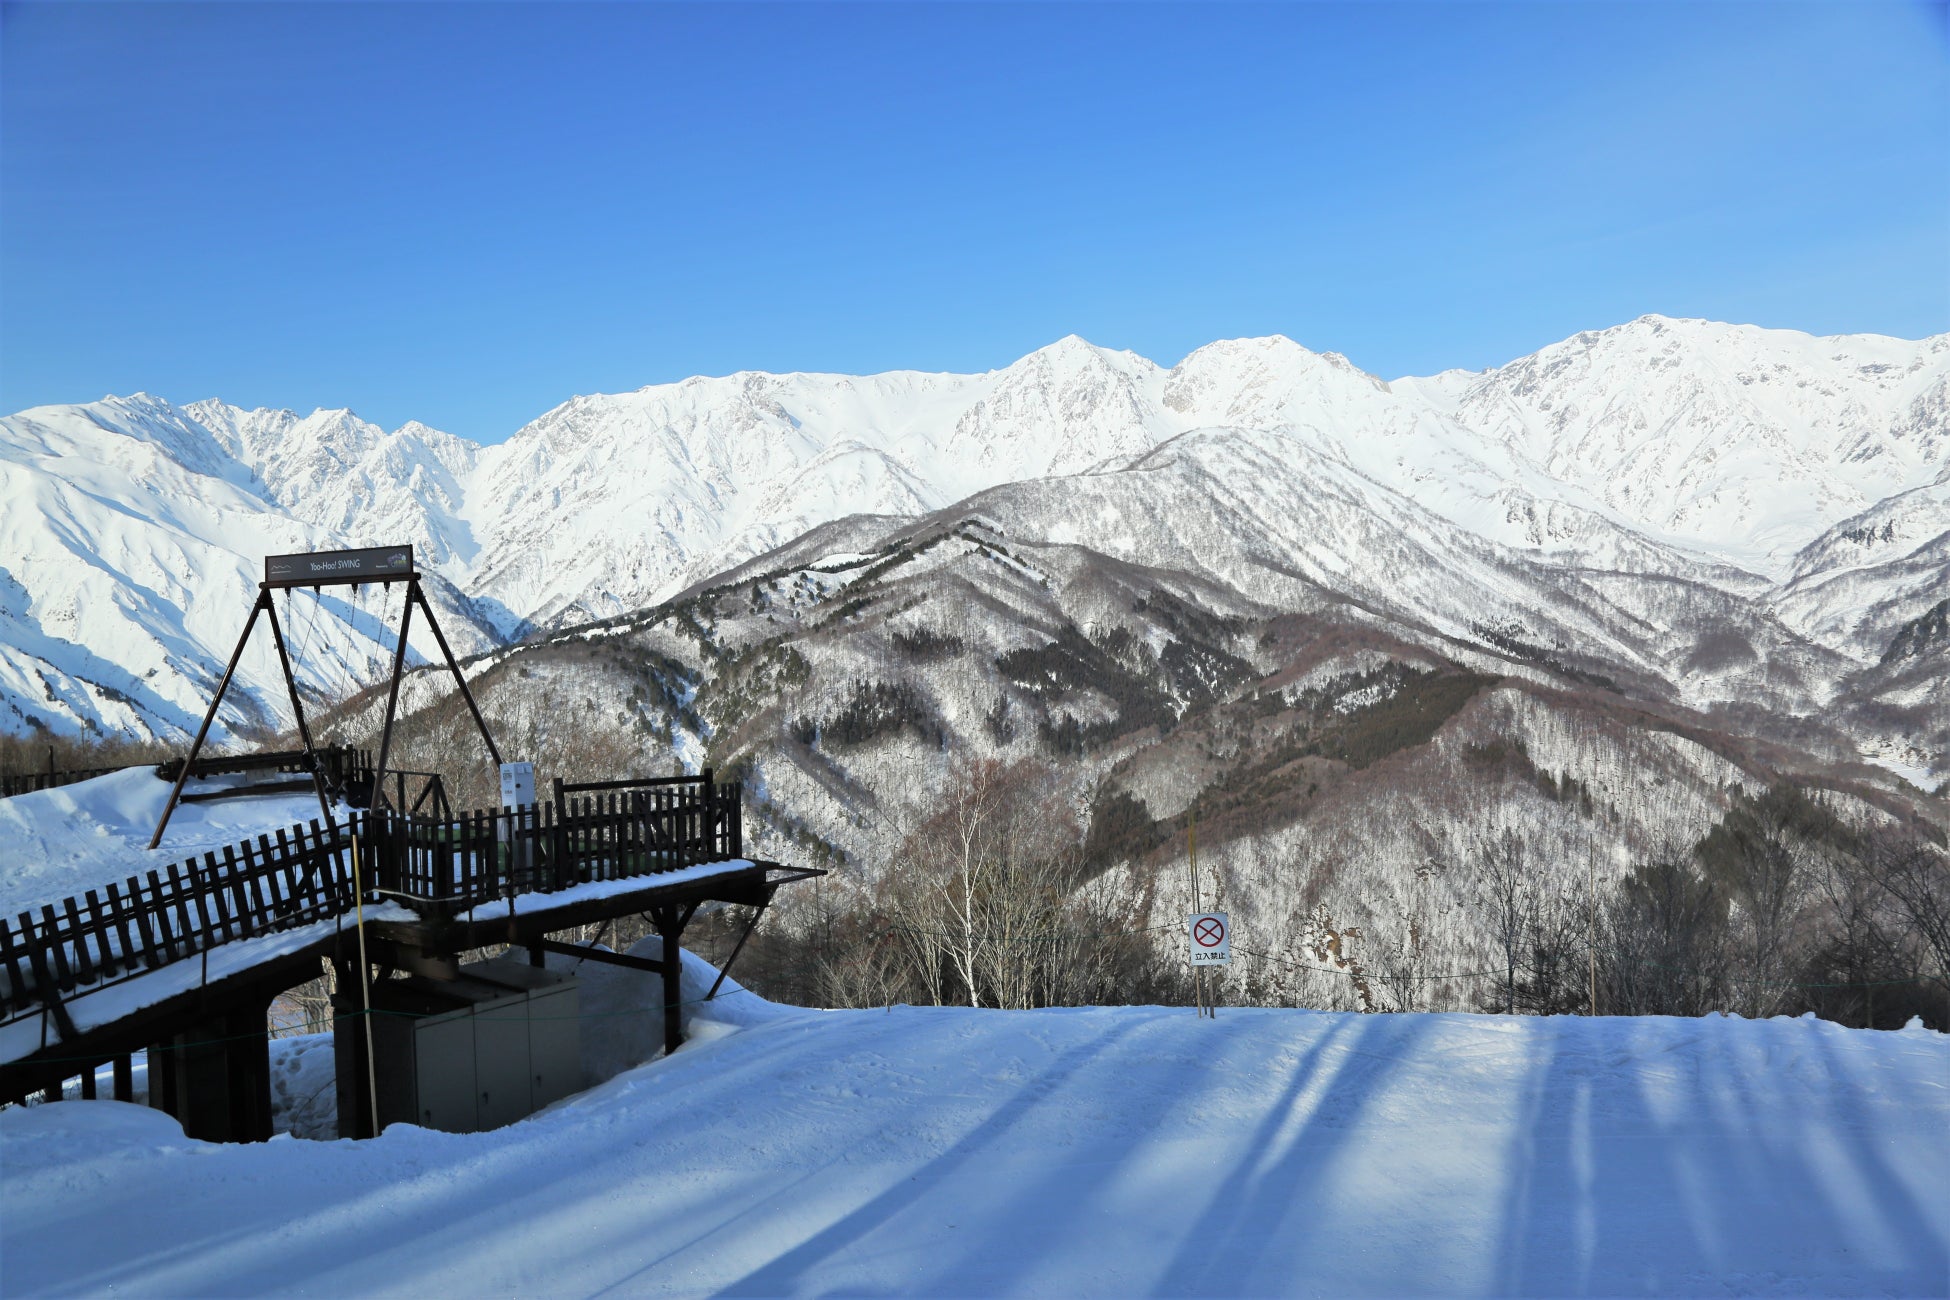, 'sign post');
1187,911,1229,1020
1185,809,1226,1018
